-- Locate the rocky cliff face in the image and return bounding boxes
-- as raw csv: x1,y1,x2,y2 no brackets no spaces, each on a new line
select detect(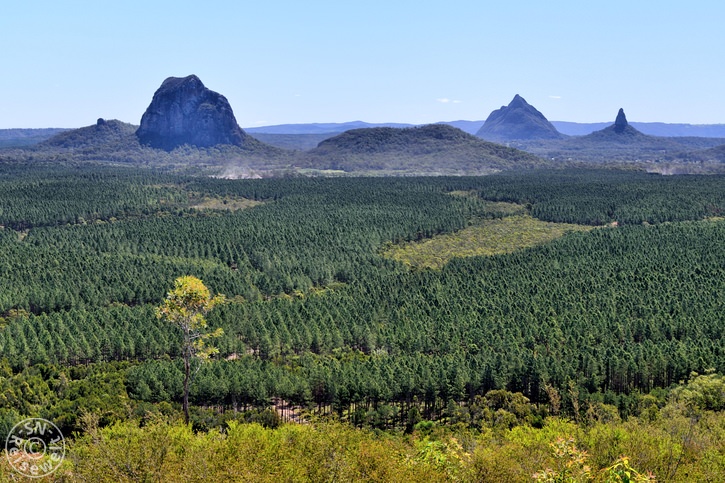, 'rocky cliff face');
136,75,247,150
476,94,564,142
613,108,630,134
